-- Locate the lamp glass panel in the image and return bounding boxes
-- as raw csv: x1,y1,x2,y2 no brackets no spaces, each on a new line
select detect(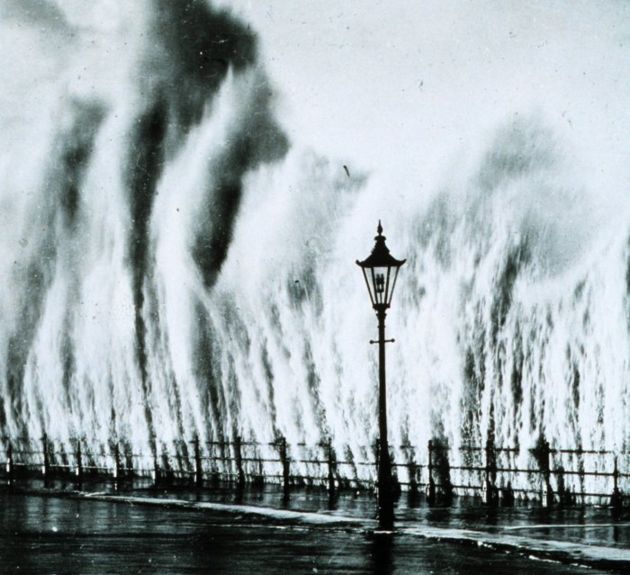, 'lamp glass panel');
386,266,401,306
371,266,389,306
361,267,376,306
